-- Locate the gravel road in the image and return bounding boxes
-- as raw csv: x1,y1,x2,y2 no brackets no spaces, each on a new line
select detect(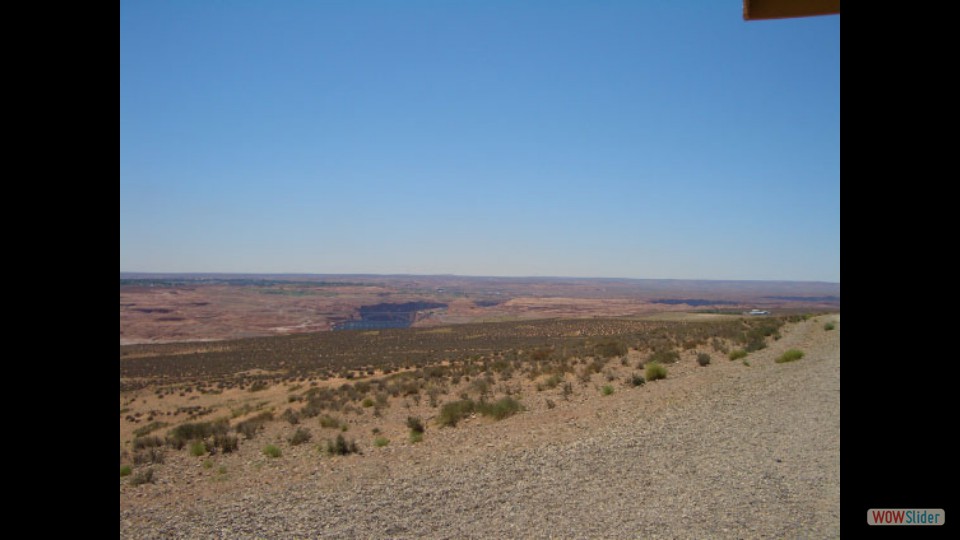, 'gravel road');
121,315,840,538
